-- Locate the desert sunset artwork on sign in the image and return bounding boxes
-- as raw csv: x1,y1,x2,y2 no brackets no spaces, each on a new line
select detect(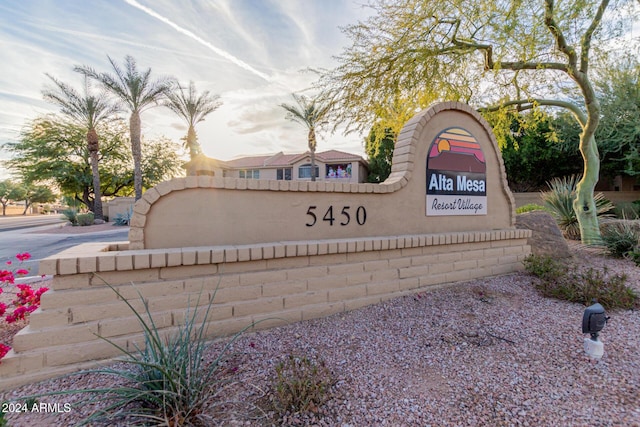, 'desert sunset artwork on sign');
426,127,487,215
